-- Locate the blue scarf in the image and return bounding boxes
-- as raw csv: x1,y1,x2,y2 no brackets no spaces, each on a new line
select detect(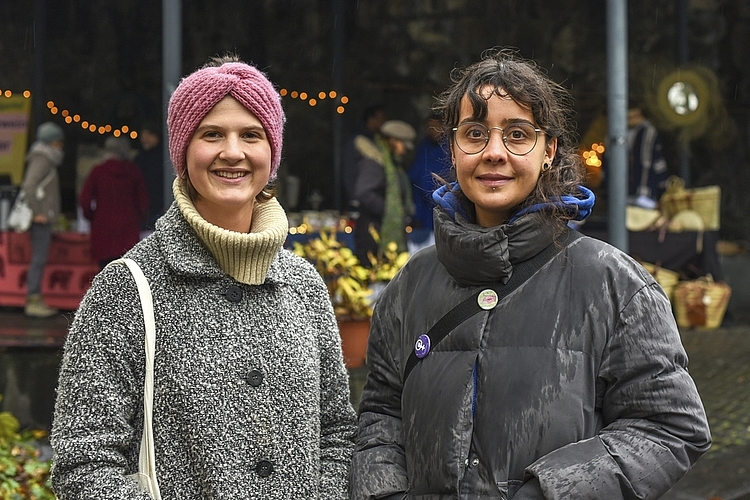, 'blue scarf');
431,182,595,224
